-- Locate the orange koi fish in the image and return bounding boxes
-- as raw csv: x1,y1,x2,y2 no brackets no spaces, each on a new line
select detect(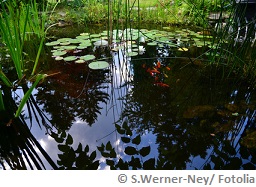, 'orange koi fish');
156,61,161,69
166,66,171,71
154,82,169,87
